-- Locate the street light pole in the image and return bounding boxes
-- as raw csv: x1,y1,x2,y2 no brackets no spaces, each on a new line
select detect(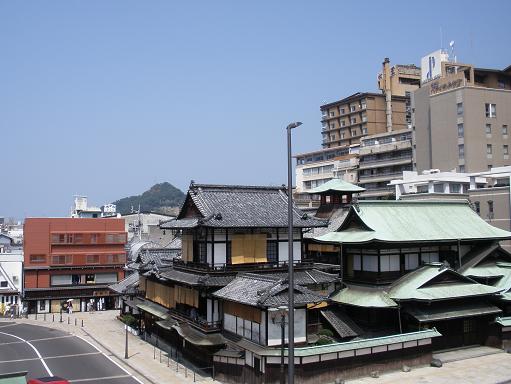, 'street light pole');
286,121,302,384
280,312,286,384
125,325,129,359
